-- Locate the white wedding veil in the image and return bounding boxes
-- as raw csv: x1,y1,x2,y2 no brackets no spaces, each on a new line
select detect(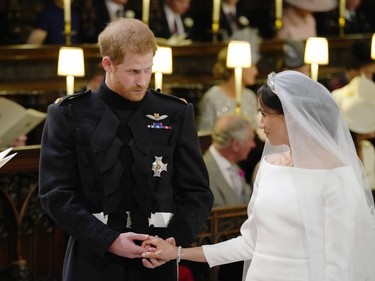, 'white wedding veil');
258,71,375,281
